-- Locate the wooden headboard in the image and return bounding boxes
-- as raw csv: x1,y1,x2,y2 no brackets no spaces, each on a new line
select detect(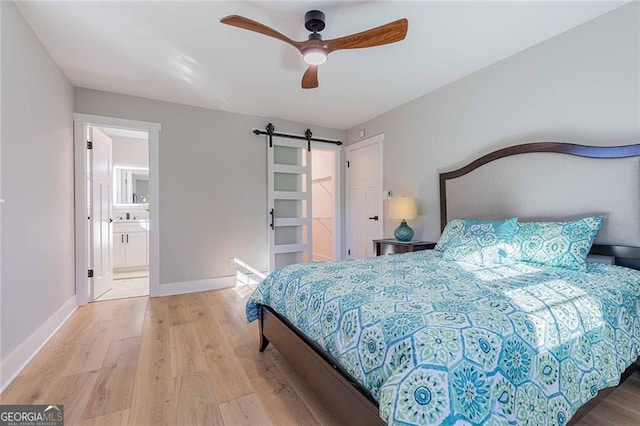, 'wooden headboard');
439,142,640,269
